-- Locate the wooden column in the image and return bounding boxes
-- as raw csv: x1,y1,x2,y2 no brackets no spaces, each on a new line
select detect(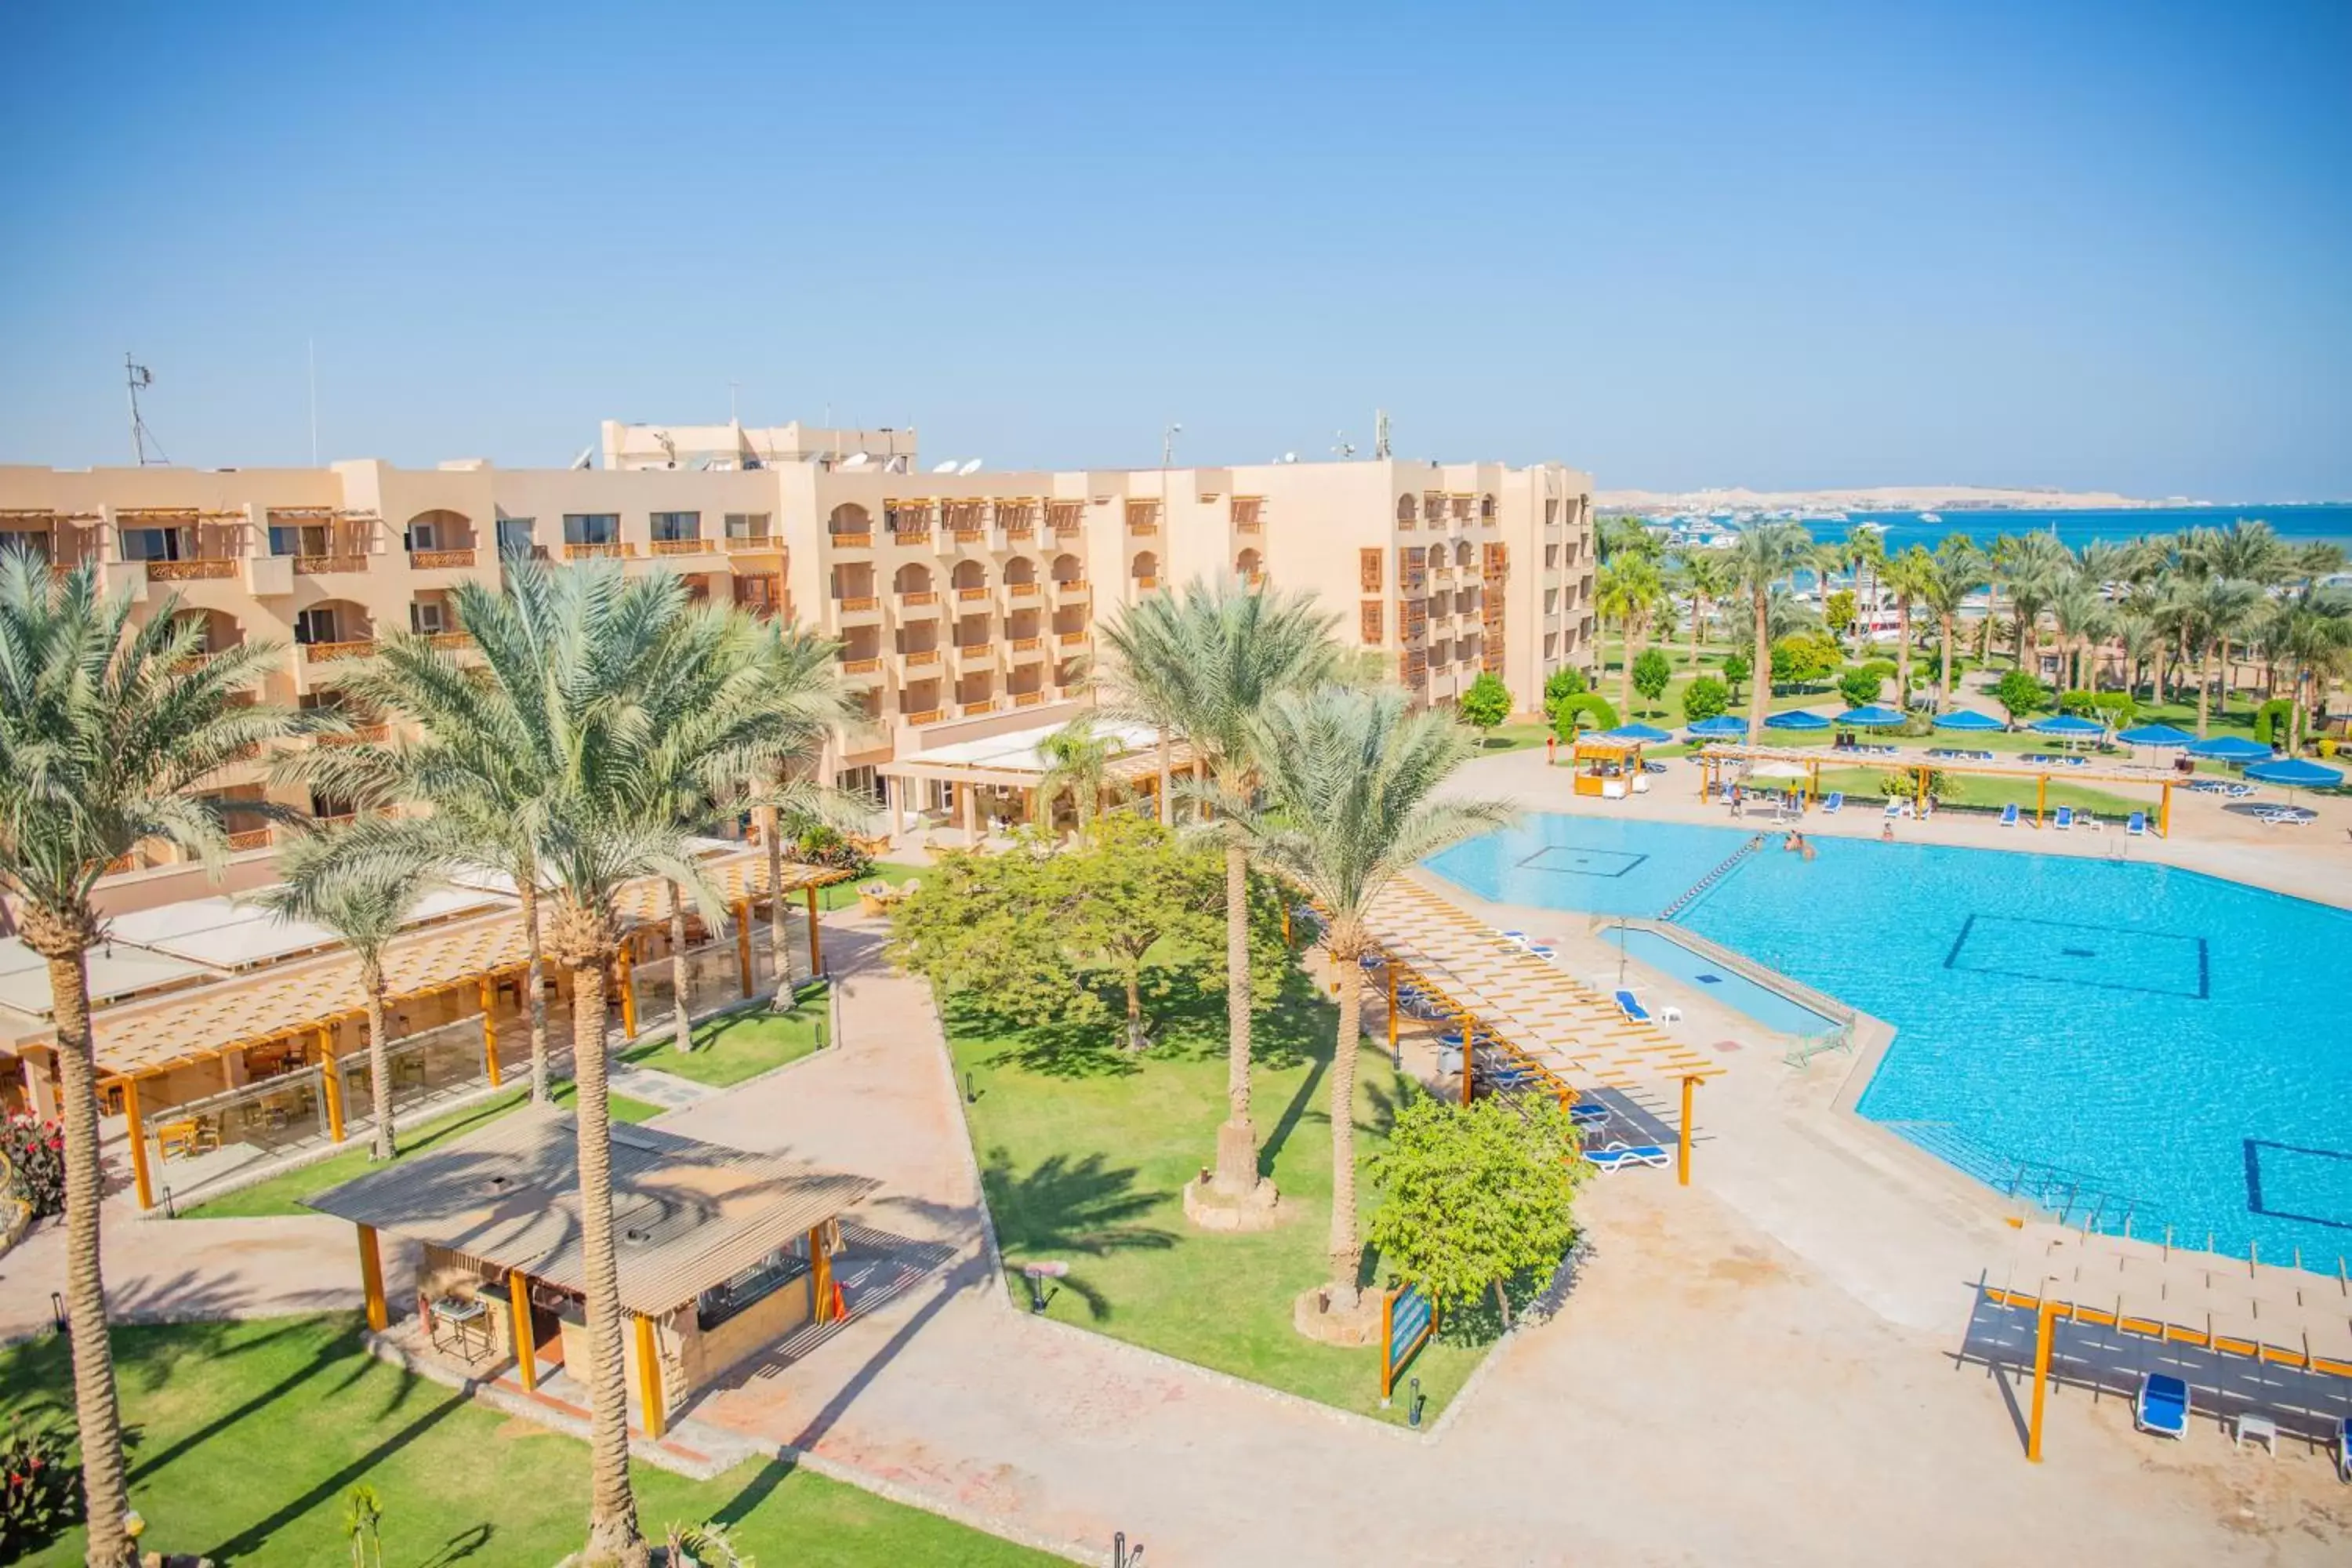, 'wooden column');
318,1025,345,1143
634,1313,666,1440
1458,1015,1474,1106
478,977,501,1088
2027,1298,2057,1461
358,1224,388,1332
1678,1076,1697,1186
735,897,753,996
1915,766,1926,815
804,884,823,977
508,1269,537,1392
119,1076,153,1212
615,938,638,1040
809,1225,835,1324
2160,781,2172,837
2035,774,2046,828
1386,963,1399,1054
